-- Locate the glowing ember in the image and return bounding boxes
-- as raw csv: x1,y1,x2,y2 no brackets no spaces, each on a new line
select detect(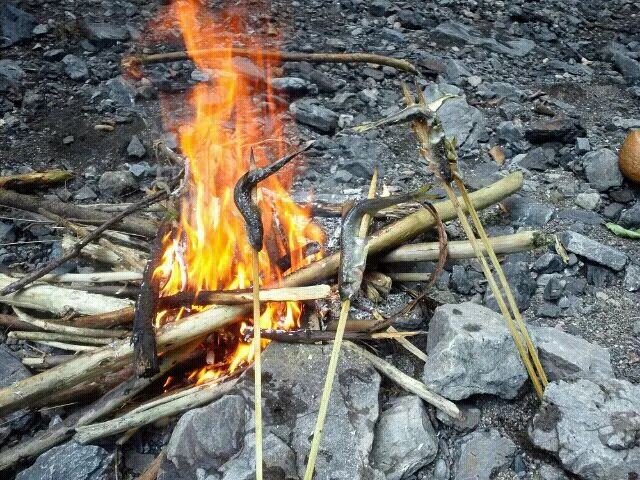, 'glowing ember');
154,0,323,384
